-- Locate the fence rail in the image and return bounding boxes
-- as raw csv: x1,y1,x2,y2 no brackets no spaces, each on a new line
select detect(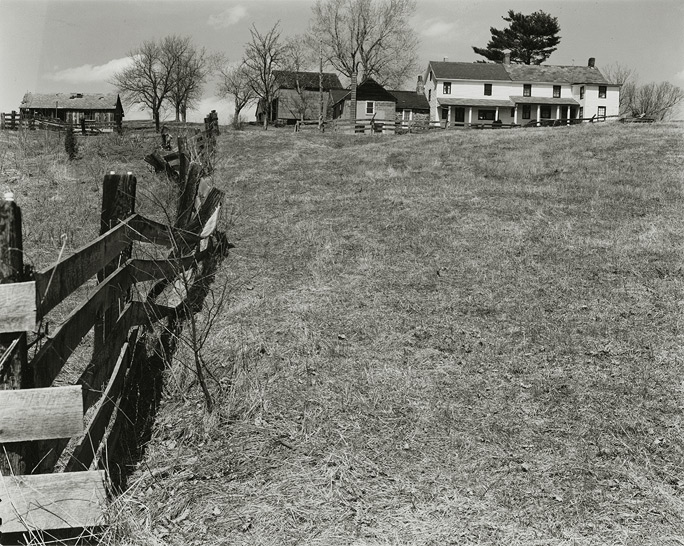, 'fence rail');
0,113,223,540
0,111,119,133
